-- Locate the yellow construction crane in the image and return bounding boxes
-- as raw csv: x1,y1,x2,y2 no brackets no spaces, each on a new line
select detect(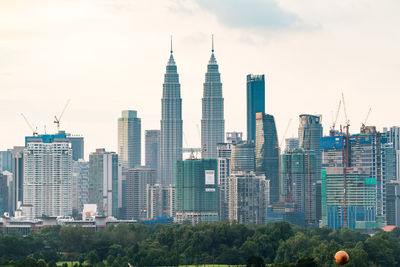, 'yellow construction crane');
21,113,38,136
341,93,350,130
361,108,372,133
54,99,71,133
330,100,341,136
